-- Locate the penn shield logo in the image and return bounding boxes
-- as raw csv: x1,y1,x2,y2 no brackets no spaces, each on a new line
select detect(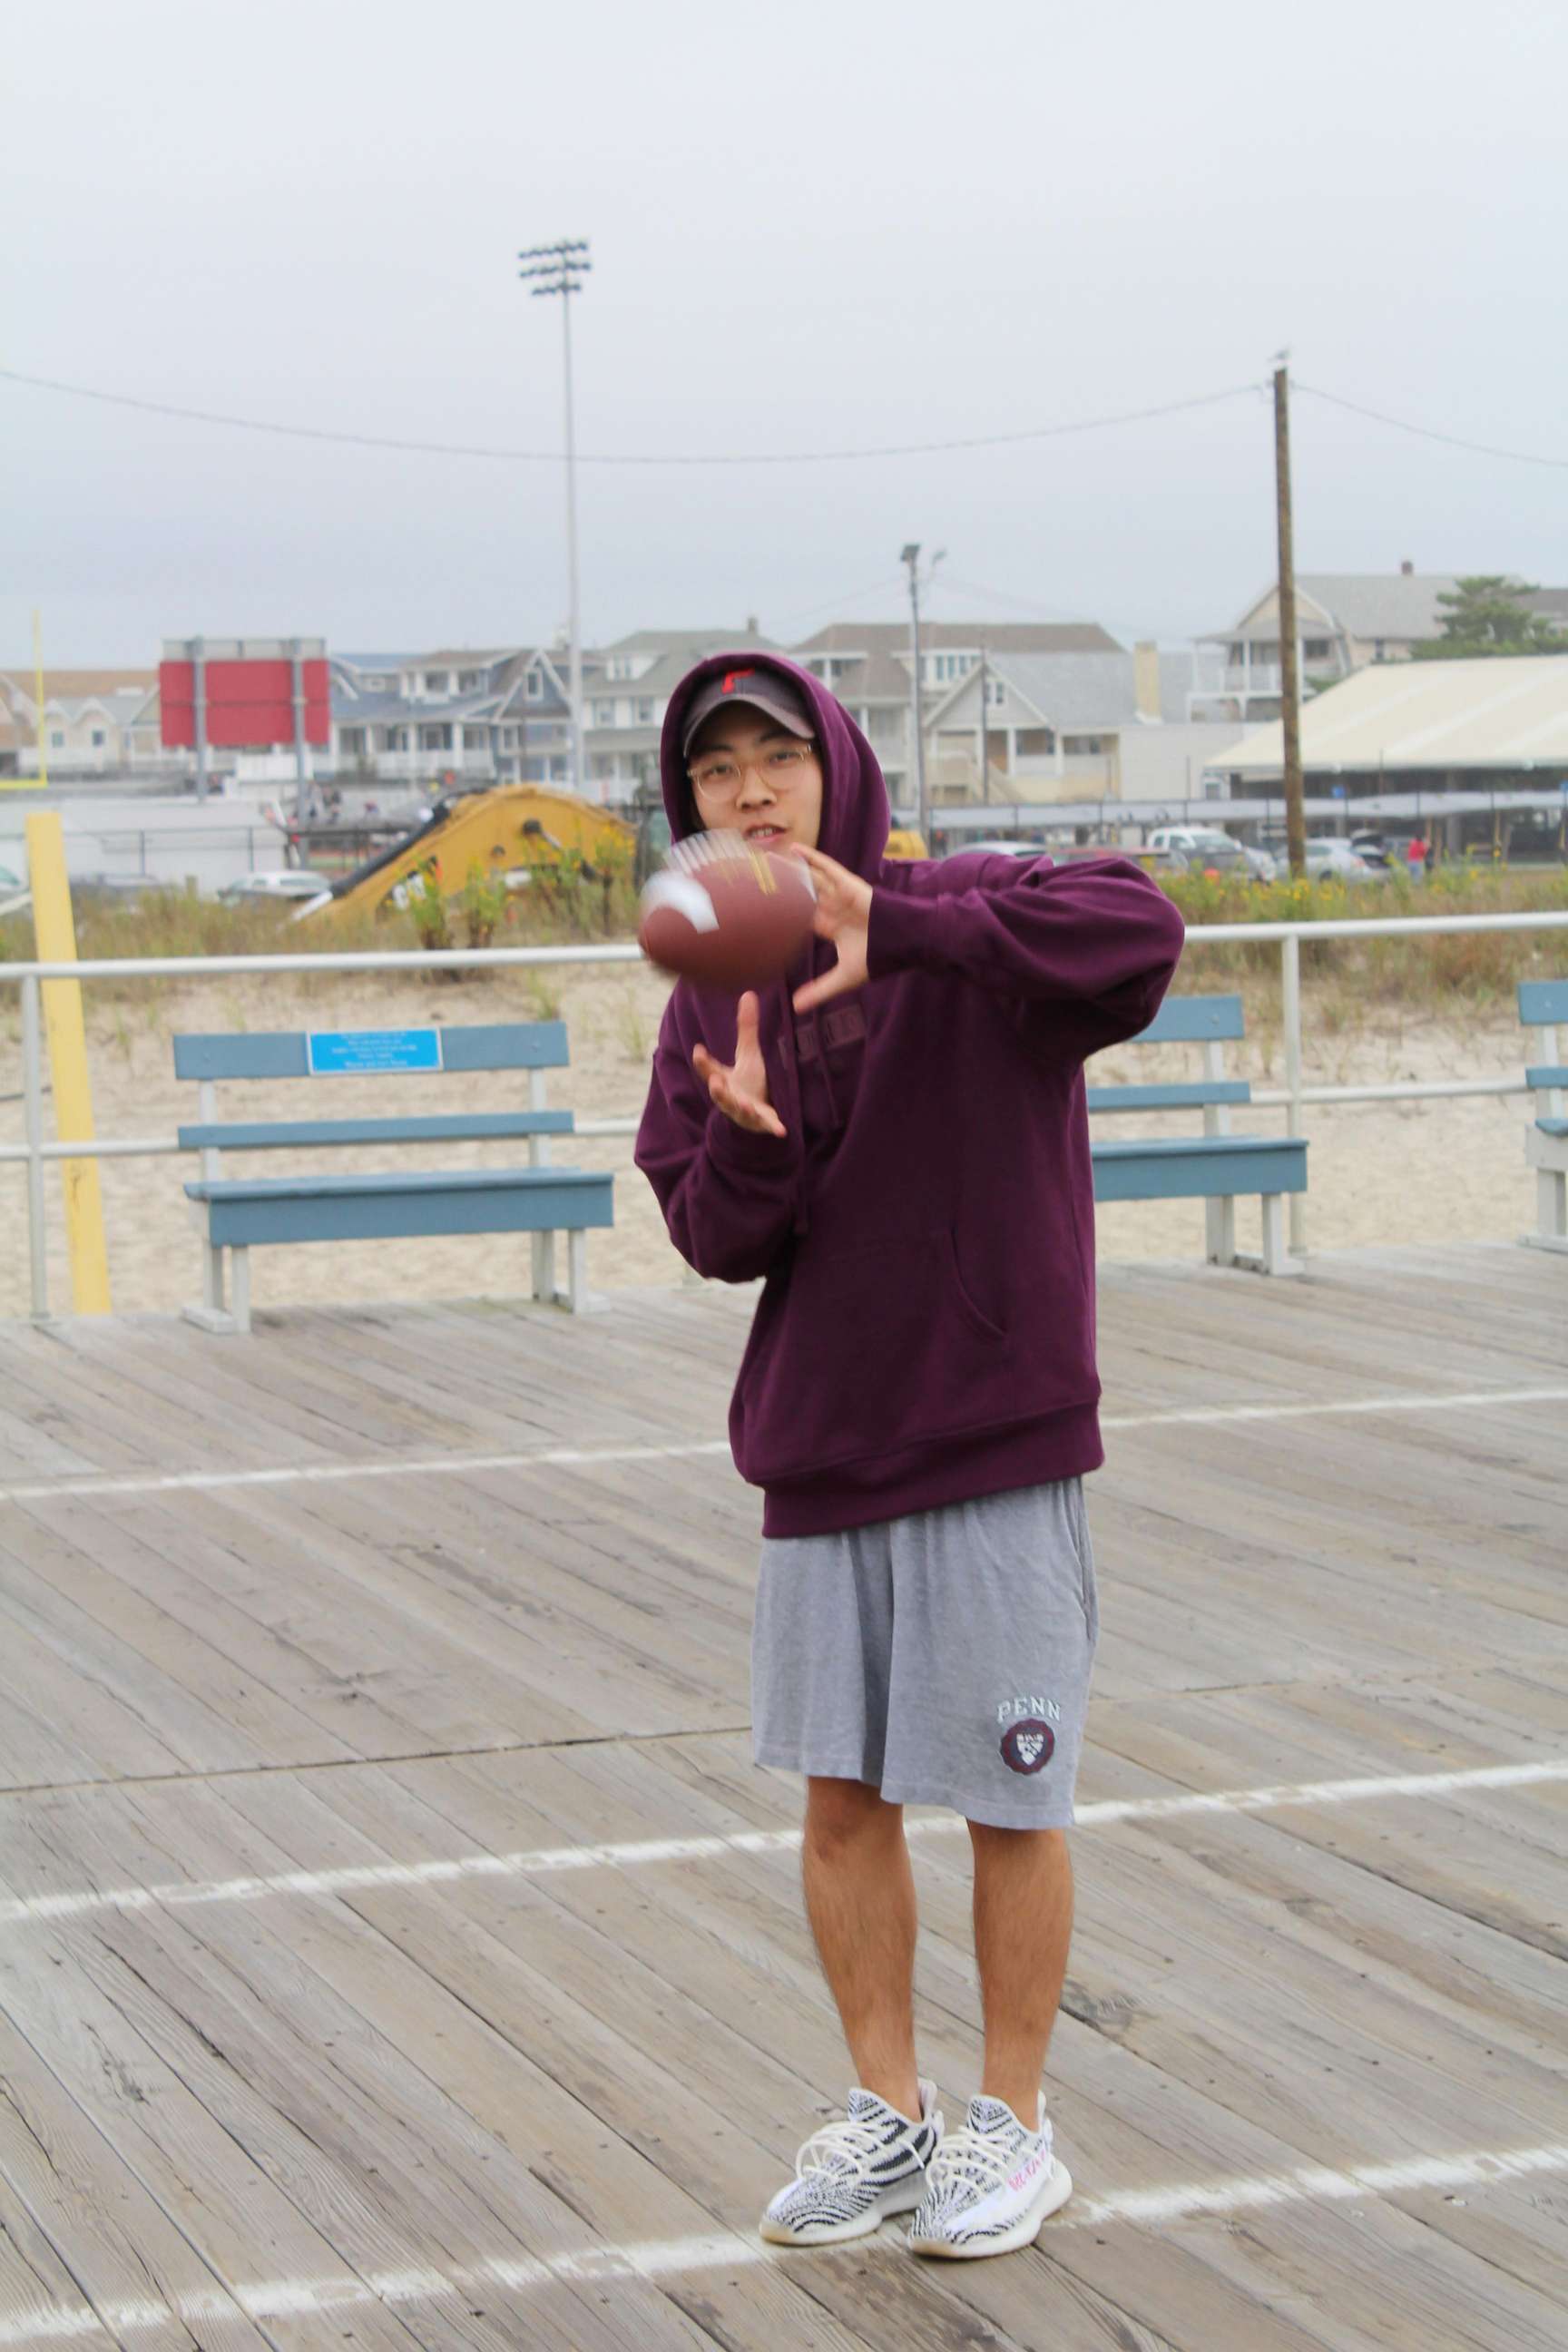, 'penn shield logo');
1000,1718,1055,1776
